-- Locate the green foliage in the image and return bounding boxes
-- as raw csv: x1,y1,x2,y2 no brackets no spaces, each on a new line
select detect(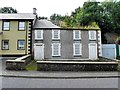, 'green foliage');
38,16,48,20
50,1,120,43
0,7,17,13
